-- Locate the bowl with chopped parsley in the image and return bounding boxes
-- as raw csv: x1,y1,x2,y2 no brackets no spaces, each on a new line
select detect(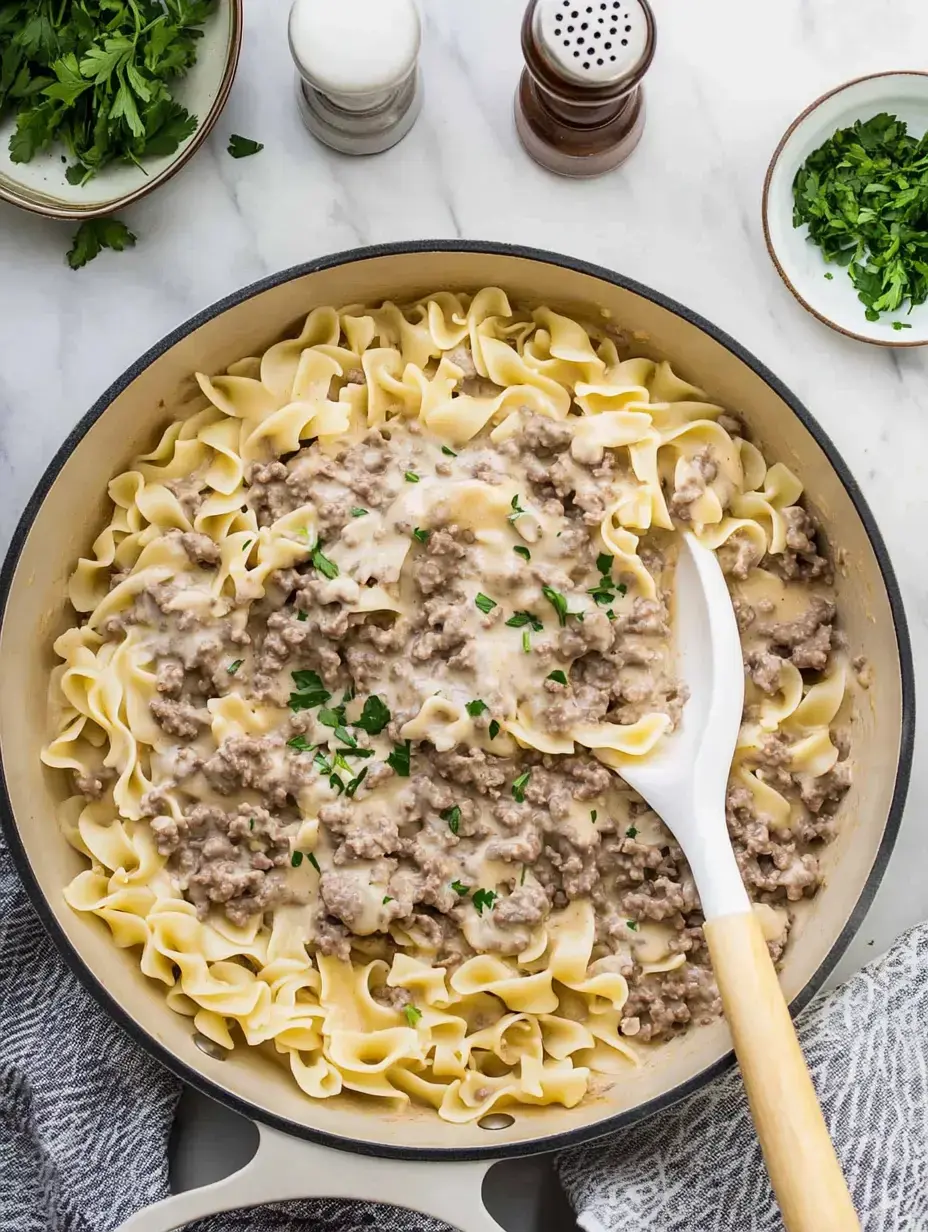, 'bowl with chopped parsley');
763,71,928,346
0,0,242,222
